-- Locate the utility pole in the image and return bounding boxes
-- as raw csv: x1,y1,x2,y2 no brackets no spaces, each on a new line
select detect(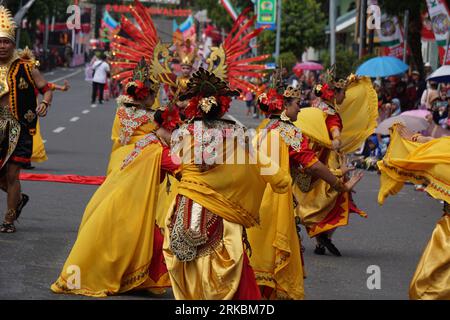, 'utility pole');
16,0,23,48
274,0,282,61
403,9,409,64
330,0,336,65
358,0,366,59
